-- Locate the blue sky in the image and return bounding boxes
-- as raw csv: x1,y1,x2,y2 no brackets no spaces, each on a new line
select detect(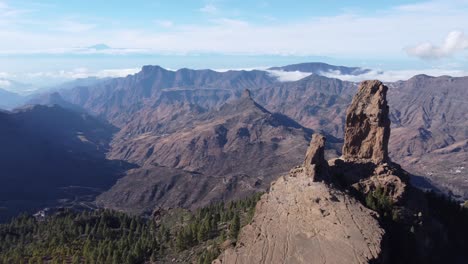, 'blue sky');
1,0,468,88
